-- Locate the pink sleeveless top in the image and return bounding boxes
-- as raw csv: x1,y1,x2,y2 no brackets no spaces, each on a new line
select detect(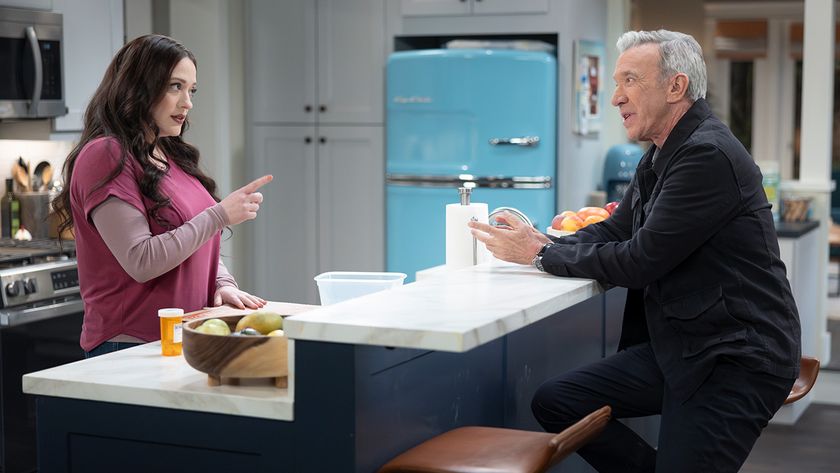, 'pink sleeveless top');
71,137,221,351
